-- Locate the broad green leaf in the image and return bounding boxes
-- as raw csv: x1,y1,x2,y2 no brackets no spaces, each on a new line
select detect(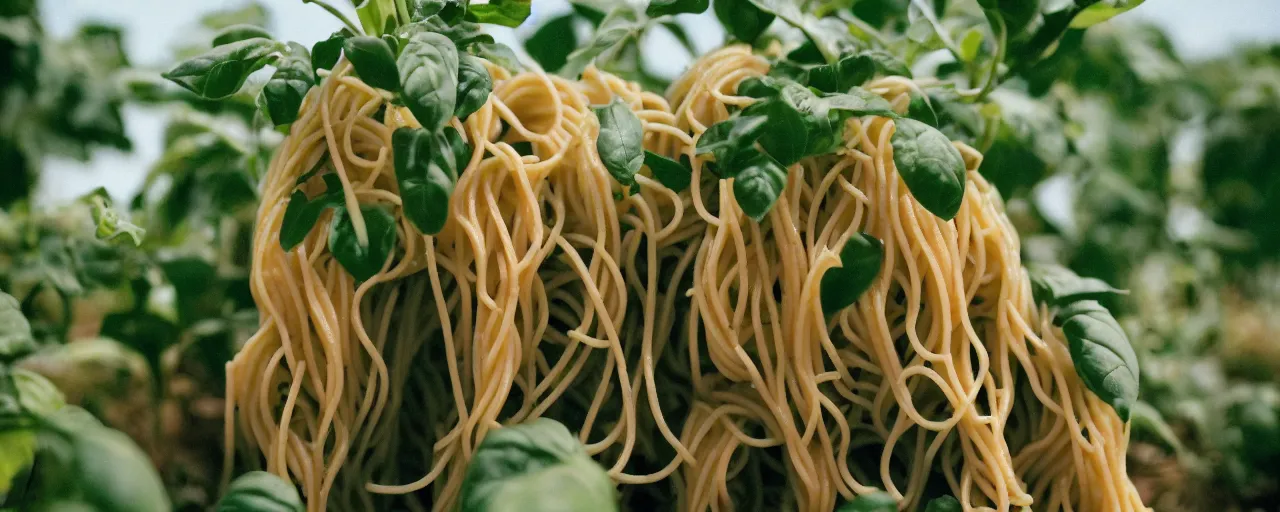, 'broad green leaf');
0,369,63,496
836,491,898,511
1029,263,1125,306
819,87,899,118
743,97,808,166
455,54,493,120
392,127,466,235
69,424,171,511
329,205,398,282
808,54,875,93
344,36,401,91
472,42,524,72
524,14,577,72
459,419,618,512
353,0,398,37
0,291,34,362
731,150,788,221
262,42,314,127
820,233,884,315
466,0,533,27
211,24,272,47
311,30,350,78
1054,300,1140,421
694,115,768,173
200,3,269,30
217,471,303,512
593,97,645,188
647,0,710,17
644,151,692,192
398,31,460,131
925,496,962,512
1070,0,1145,28
890,118,967,220
561,6,641,77
907,88,938,127
713,0,776,43
279,174,345,251
162,37,284,99
862,49,912,78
